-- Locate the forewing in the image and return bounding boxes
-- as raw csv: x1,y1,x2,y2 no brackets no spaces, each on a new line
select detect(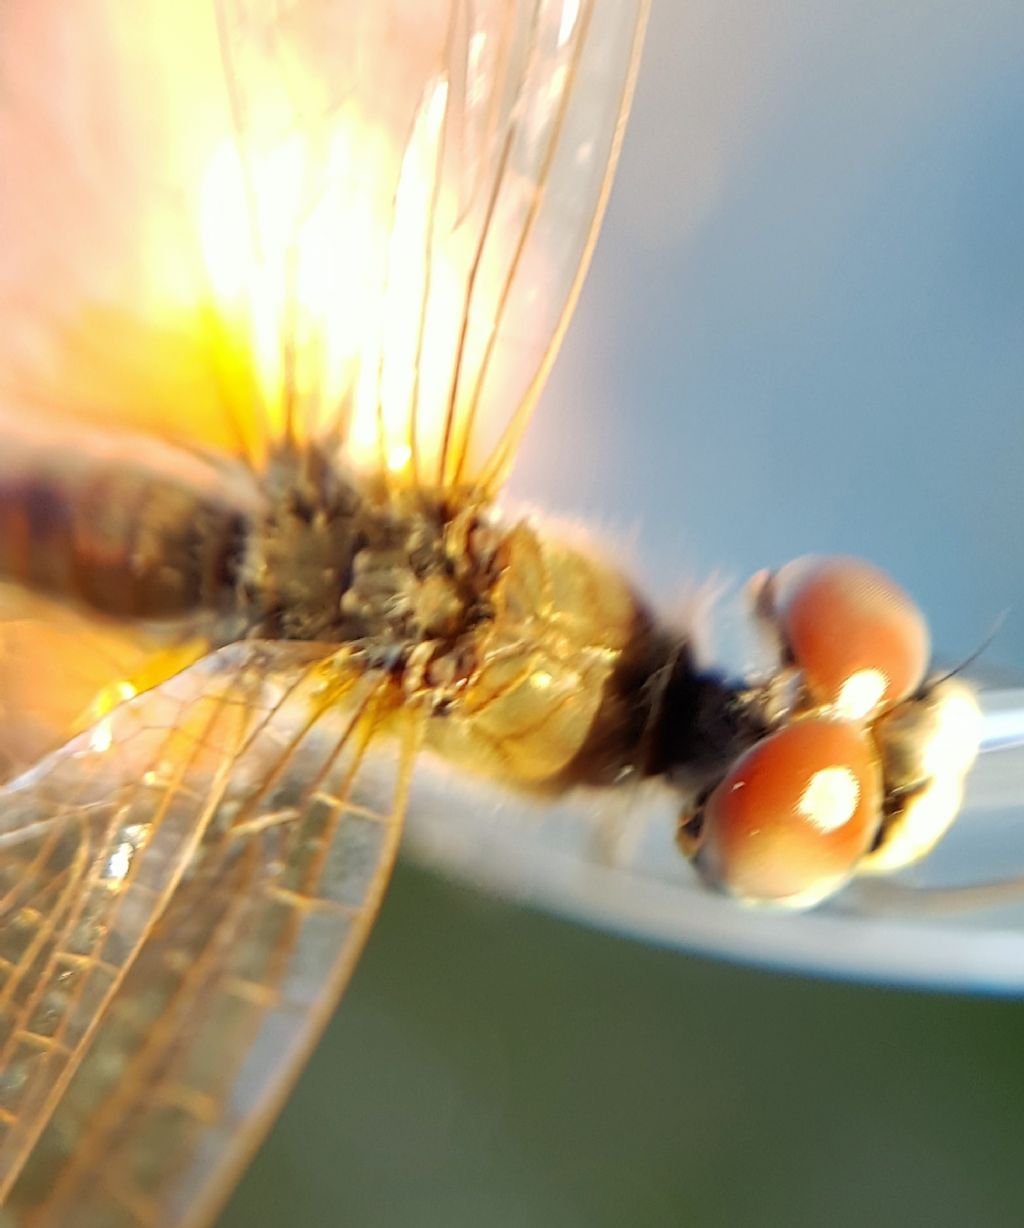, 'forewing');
1,1,645,485
153,0,648,489
0,640,274,1196
349,0,650,493
0,640,418,1228
0,2,283,465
